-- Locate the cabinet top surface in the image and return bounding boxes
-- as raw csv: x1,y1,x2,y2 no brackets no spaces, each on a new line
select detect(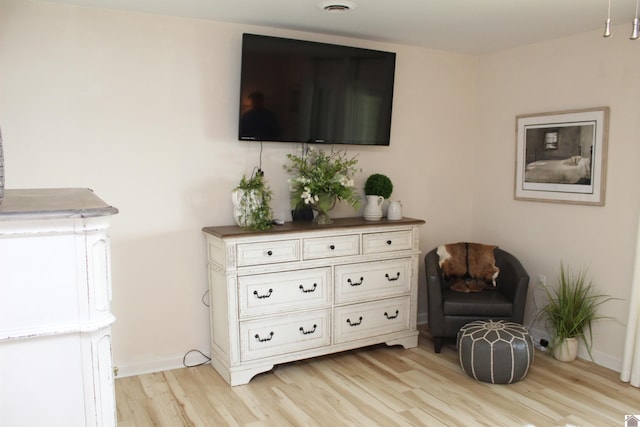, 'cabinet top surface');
0,188,118,220
202,217,425,239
